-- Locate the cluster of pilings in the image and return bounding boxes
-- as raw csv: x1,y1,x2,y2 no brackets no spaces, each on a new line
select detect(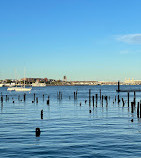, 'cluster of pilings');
57,91,62,100
2,87,141,137
88,89,110,110
74,91,77,100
